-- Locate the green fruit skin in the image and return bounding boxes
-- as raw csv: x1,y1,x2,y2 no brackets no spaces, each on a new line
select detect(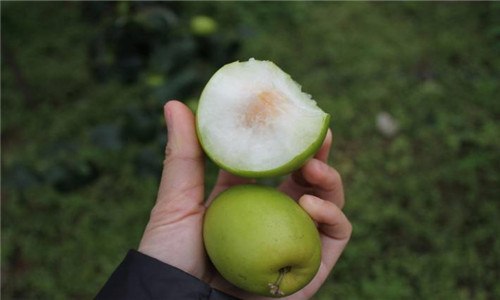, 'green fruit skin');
203,185,321,297
196,114,330,178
